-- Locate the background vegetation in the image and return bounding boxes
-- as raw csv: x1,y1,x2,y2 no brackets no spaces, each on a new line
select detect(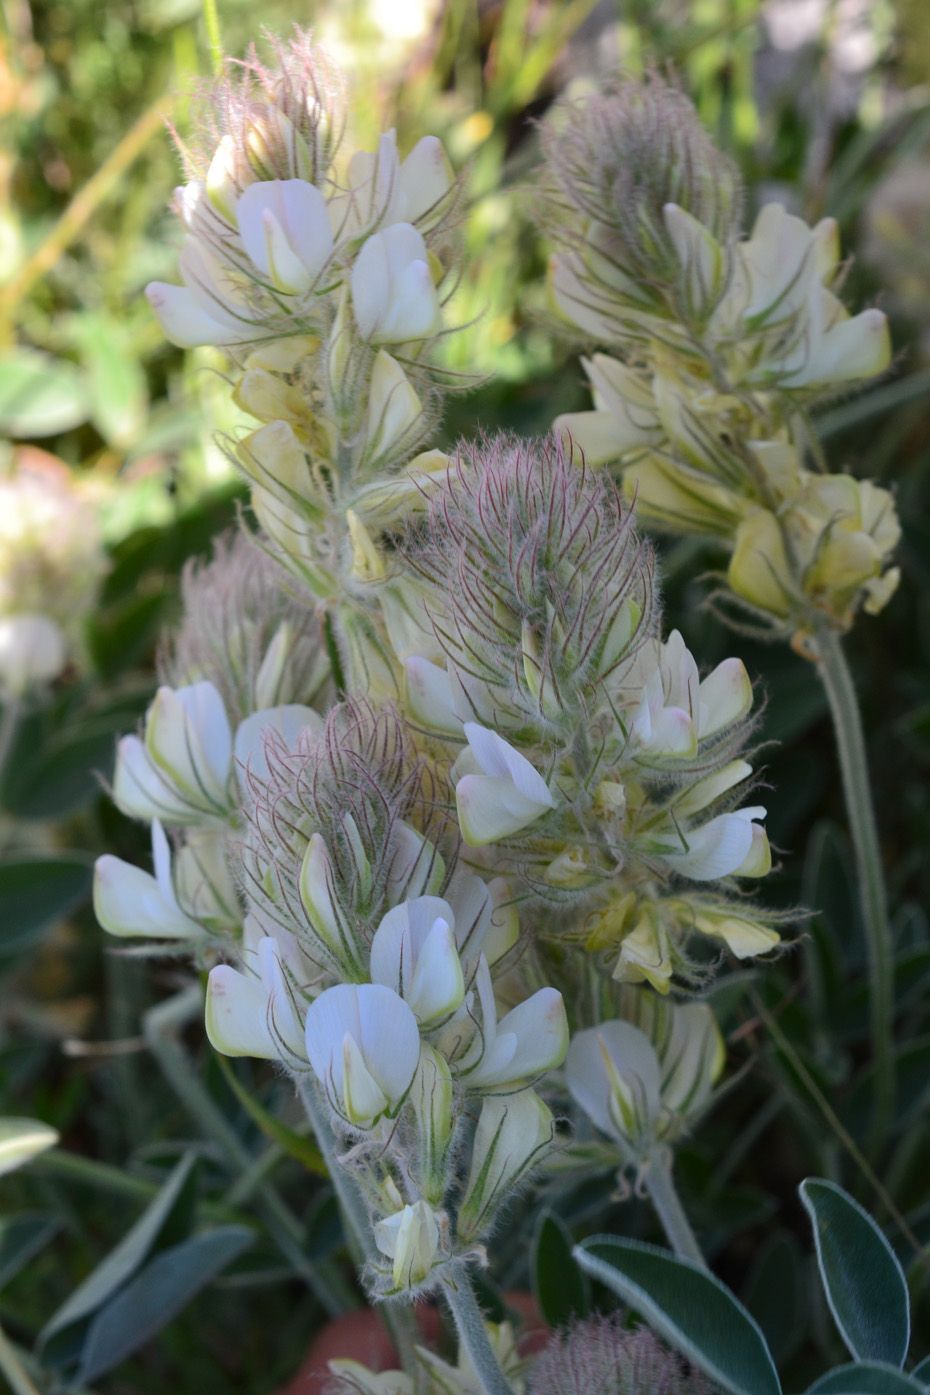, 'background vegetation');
3,0,930,1390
